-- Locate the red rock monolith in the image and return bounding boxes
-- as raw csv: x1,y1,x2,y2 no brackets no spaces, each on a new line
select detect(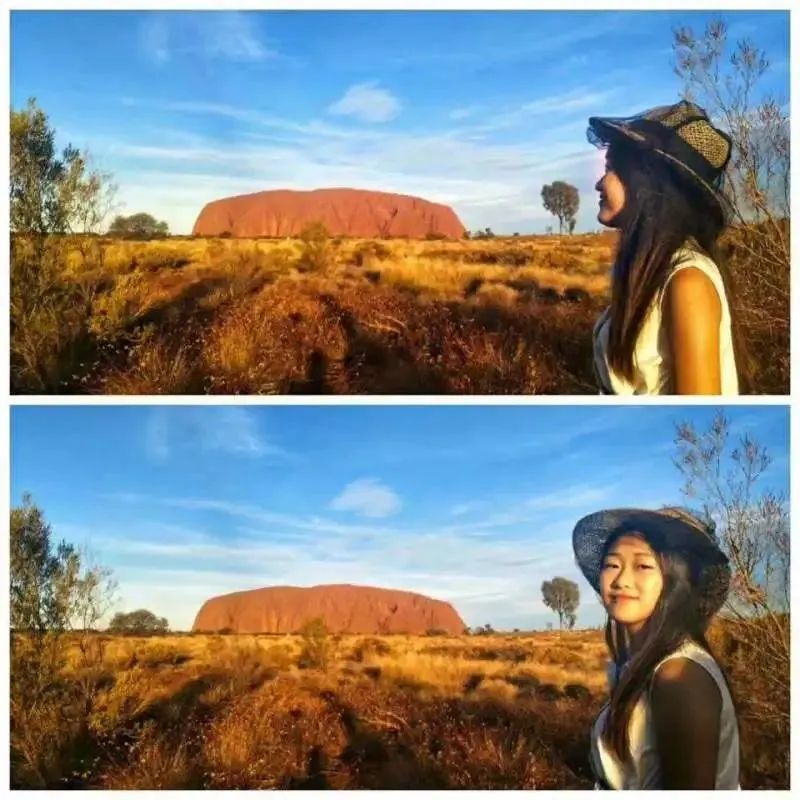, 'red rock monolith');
191,188,465,239
192,583,466,634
